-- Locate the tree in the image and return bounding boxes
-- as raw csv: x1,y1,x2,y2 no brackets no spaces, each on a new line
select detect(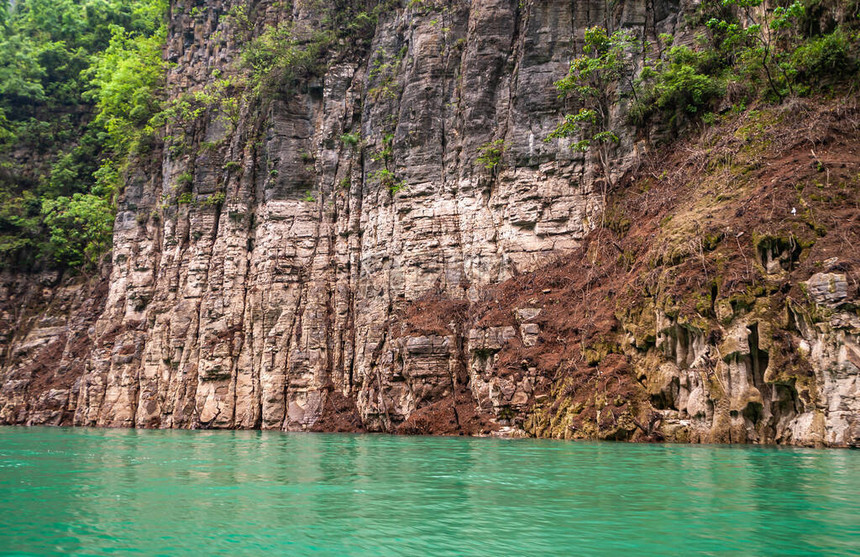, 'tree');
707,0,805,100
41,193,114,268
549,27,639,189
88,20,167,158
0,0,166,270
